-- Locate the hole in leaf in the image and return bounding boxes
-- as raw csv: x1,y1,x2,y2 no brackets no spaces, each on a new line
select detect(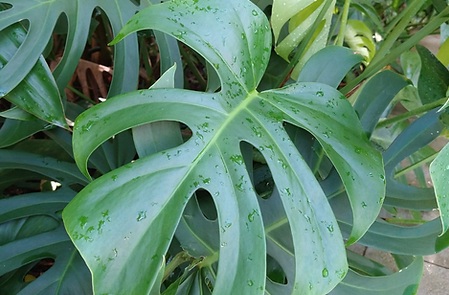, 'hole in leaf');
23,258,55,282
284,122,332,180
196,189,217,221
266,254,288,285
0,2,12,10
180,45,208,92
239,142,274,199
47,13,68,75
137,30,160,88
181,123,193,142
